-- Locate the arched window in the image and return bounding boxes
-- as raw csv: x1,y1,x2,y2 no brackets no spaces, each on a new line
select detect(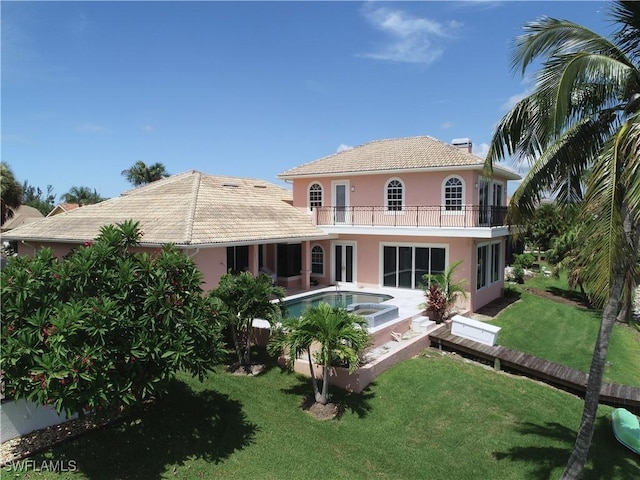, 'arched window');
443,176,463,211
386,179,404,211
309,183,323,209
311,245,324,275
